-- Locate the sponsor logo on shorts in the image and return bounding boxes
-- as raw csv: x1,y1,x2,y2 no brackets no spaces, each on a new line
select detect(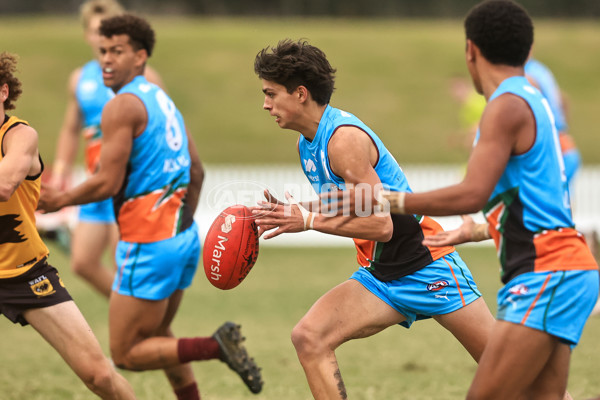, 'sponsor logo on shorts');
508,284,529,295
426,280,449,291
435,291,450,301
28,275,56,297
